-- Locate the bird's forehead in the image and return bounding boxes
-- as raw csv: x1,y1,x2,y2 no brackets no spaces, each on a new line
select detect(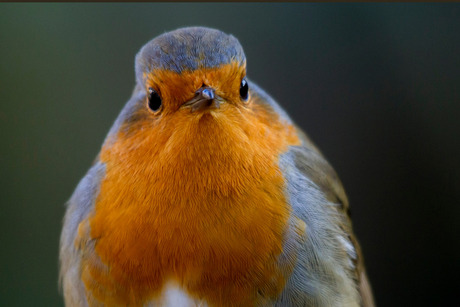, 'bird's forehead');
135,27,246,83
